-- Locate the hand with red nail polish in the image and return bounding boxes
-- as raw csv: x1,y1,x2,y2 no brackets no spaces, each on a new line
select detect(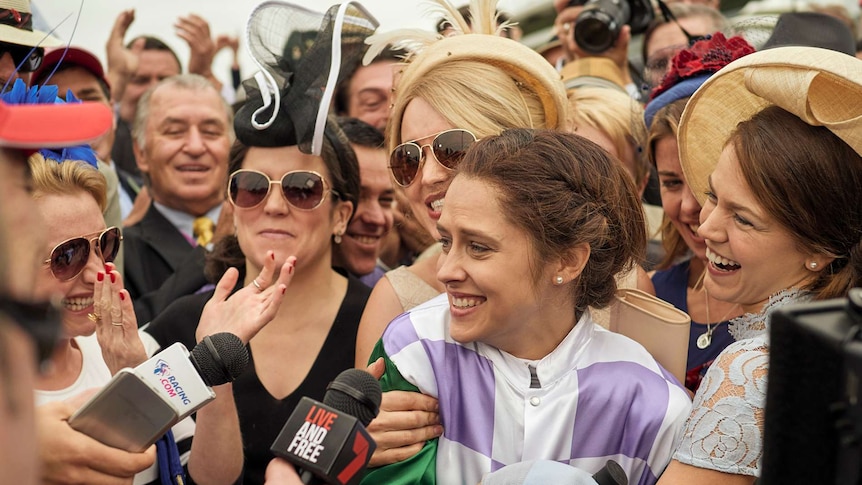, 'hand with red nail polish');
197,254,298,344
92,260,145,374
